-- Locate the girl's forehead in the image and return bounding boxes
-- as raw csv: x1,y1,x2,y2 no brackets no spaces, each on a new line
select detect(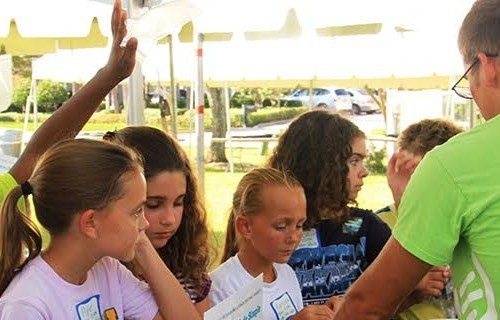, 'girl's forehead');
258,185,305,216
351,137,367,152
